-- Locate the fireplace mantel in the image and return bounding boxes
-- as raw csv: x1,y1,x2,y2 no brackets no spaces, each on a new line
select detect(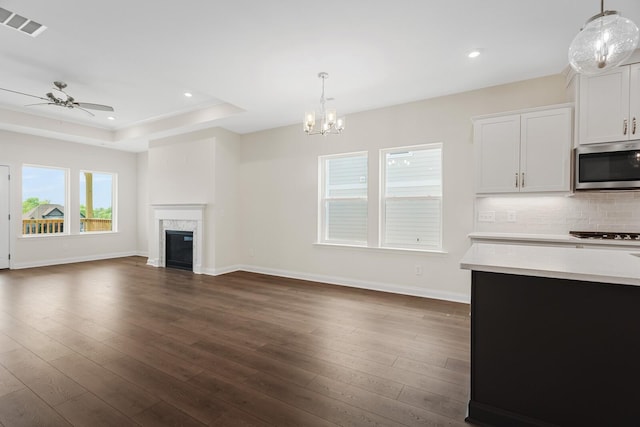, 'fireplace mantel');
148,204,205,273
